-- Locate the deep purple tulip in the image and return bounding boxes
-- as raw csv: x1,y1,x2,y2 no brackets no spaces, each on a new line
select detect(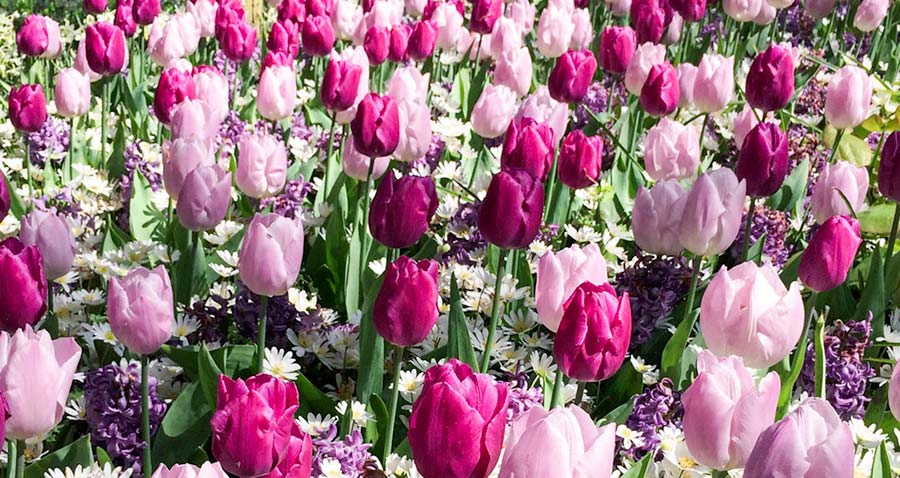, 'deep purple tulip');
478,168,544,249
746,43,795,112
879,132,900,202
735,122,789,197
84,22,127,75
369,174,438,248
373,256,440,346
8,84,47,133
558,130,604,189
0,172,9,223
350,93,400,157
321,57,363,111
640,62,680,117
500,117,555,181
